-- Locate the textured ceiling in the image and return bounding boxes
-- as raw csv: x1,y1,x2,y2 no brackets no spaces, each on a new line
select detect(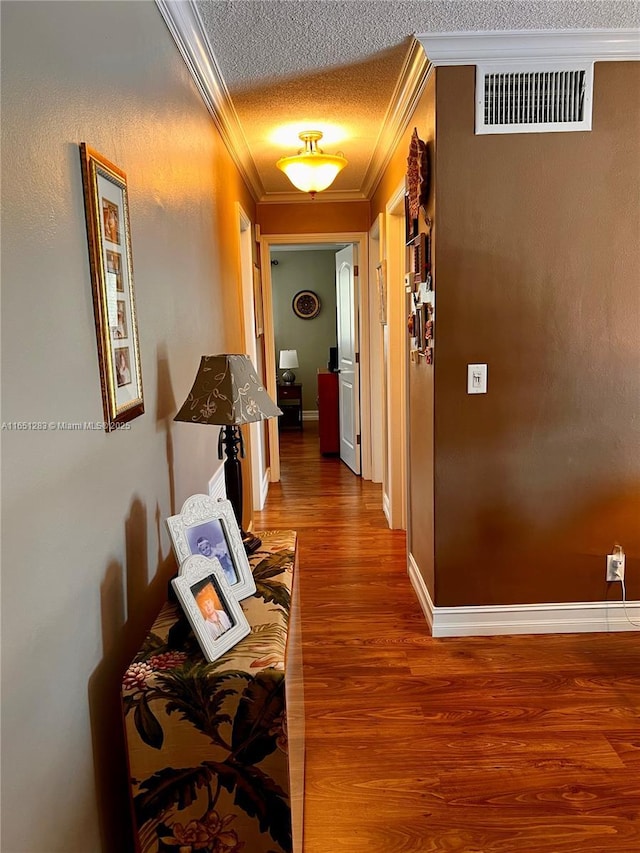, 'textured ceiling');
195,0,640,198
